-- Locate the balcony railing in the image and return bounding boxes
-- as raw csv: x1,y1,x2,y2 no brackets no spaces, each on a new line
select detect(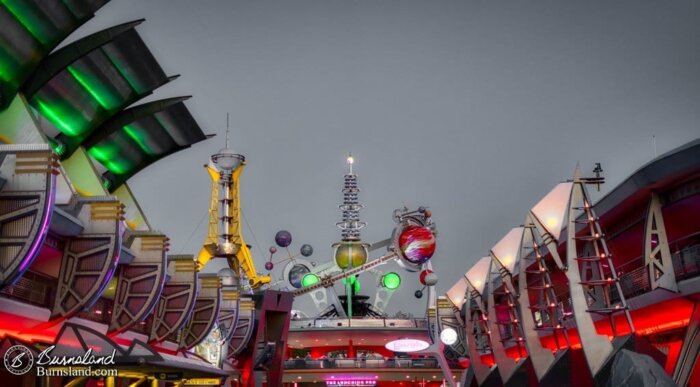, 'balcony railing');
290,318,428,330
0,271,55,307
284,357,439,370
